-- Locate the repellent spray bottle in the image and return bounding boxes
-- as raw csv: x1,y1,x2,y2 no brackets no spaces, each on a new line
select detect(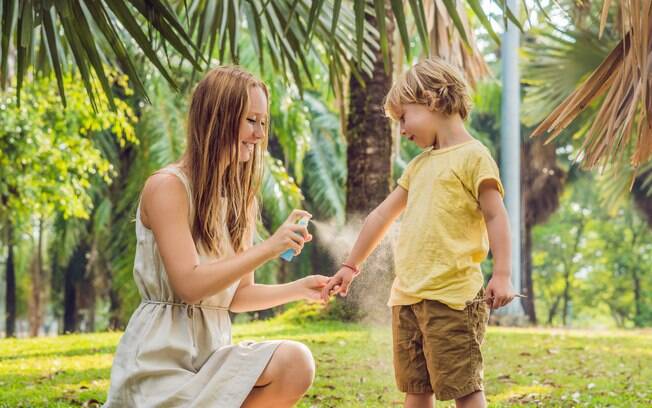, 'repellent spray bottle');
280,216,310,262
